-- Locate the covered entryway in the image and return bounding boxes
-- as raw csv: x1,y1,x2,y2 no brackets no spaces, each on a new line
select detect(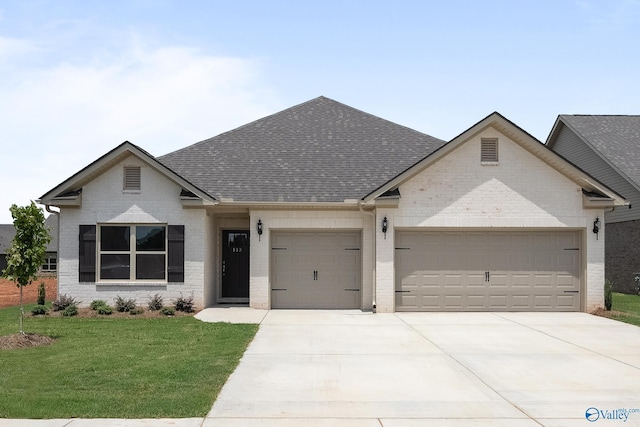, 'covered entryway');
395,230,581,311
271,231,361,309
